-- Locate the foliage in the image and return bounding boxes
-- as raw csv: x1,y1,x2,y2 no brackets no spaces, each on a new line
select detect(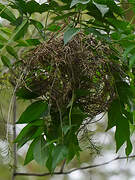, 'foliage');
0,0,135,173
